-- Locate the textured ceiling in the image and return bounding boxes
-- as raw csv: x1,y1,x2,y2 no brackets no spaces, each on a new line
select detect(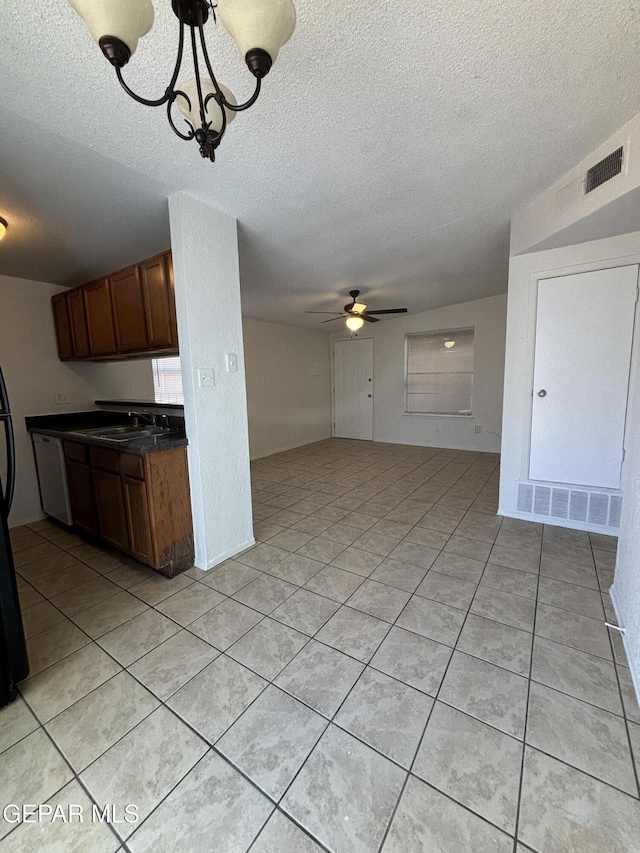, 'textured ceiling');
1,0,640,326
